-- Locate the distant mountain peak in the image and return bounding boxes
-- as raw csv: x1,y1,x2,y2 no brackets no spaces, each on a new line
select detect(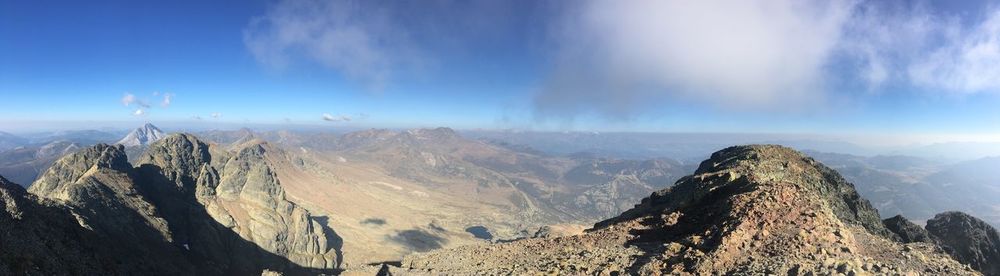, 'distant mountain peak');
116,123,166,147
402,127,459,141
